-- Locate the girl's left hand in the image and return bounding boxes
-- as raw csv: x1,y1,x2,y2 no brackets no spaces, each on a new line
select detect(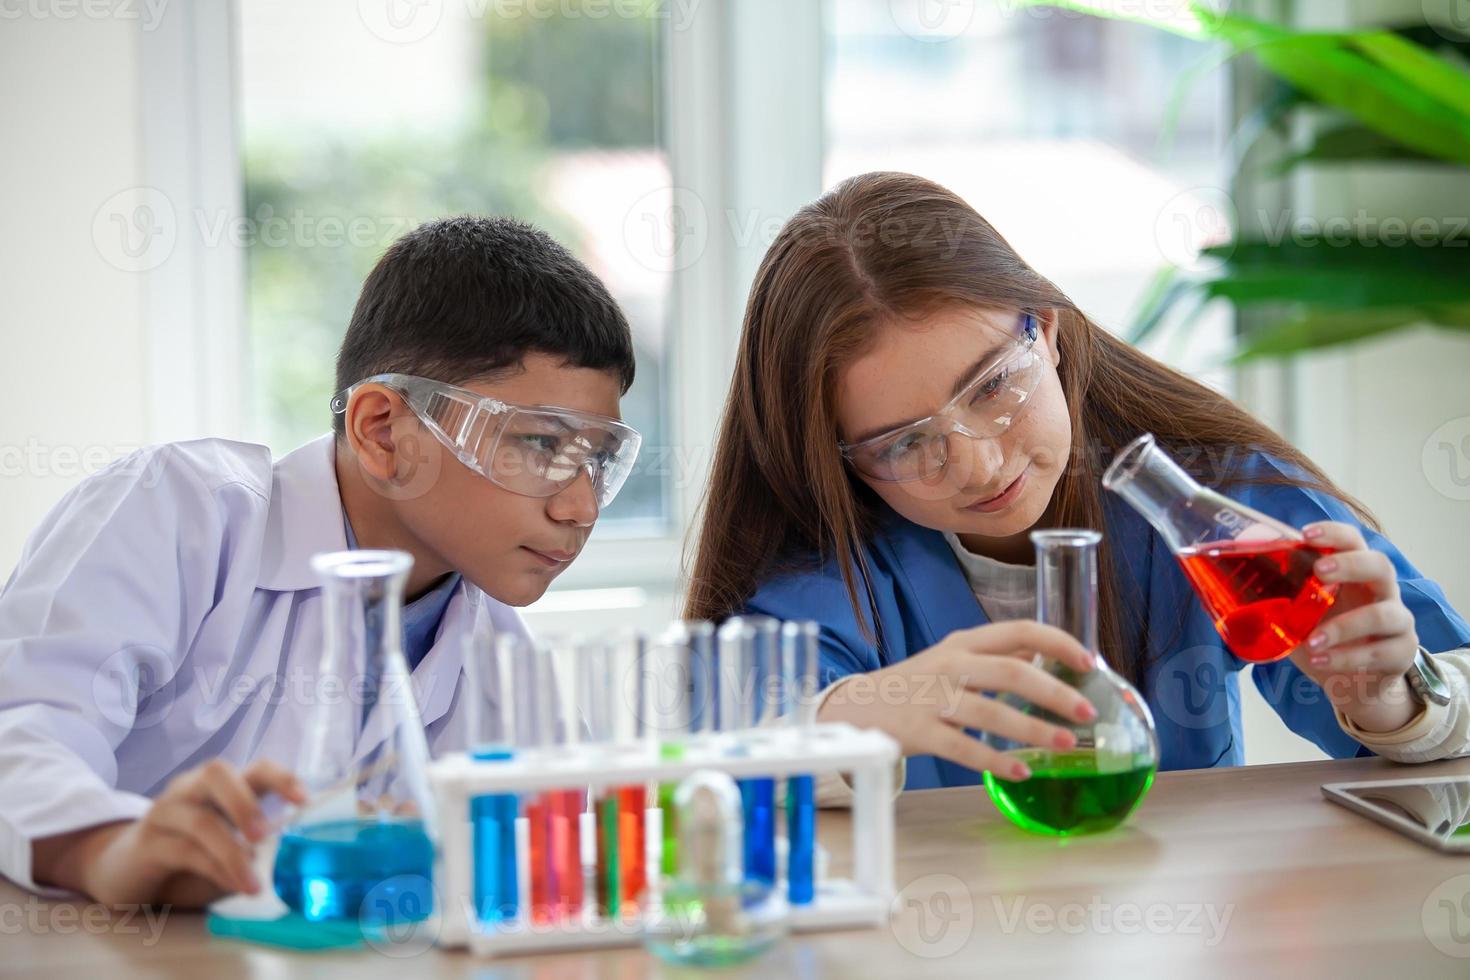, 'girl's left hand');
1291,521,1421,733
